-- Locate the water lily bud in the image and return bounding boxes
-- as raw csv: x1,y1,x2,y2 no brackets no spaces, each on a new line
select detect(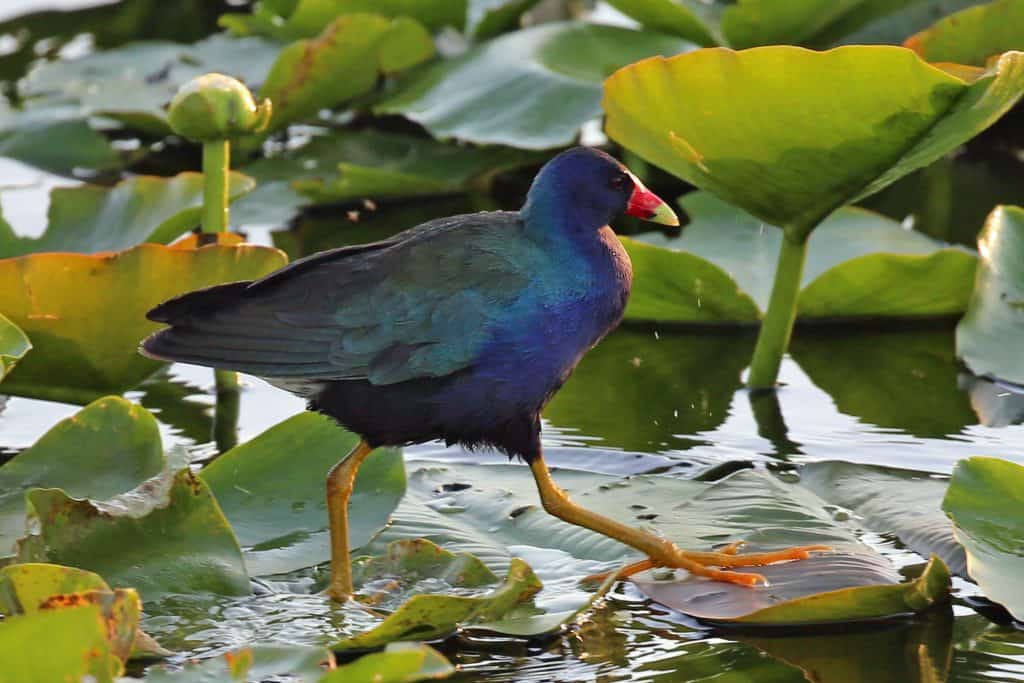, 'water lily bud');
167,73,272,141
